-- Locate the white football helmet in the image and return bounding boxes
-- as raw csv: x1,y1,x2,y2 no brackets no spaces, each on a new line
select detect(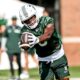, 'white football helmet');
19,4,38,29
